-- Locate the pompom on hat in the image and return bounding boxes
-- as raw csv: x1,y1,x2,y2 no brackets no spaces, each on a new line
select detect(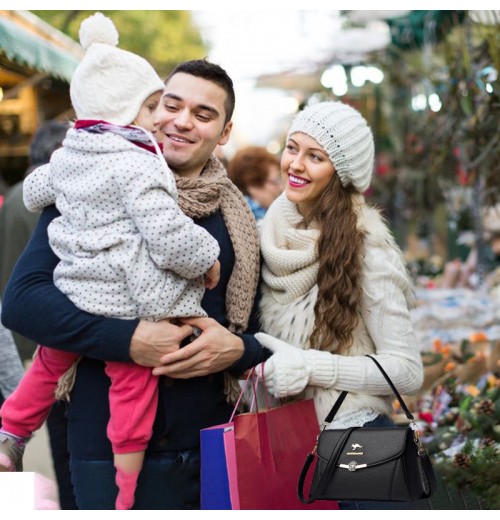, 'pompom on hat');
287,101,375,193
70,13,165,126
